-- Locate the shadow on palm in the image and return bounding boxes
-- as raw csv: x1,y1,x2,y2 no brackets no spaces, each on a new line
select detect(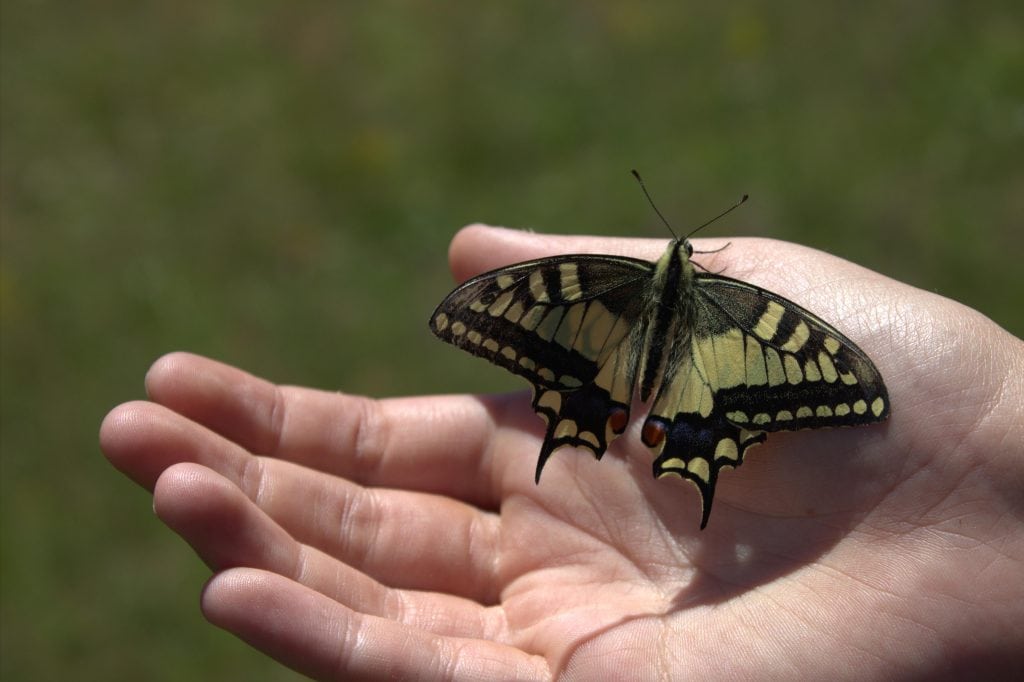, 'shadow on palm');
477,390,889,614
